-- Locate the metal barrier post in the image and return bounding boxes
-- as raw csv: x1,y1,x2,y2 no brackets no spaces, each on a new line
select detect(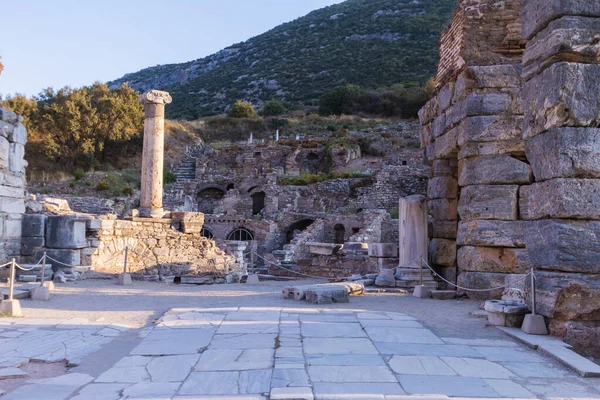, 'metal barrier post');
40,252,47,286
521,267,548,335
419,258,423,286
531,267,536,315
8,259,15,301
123,246,129,274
